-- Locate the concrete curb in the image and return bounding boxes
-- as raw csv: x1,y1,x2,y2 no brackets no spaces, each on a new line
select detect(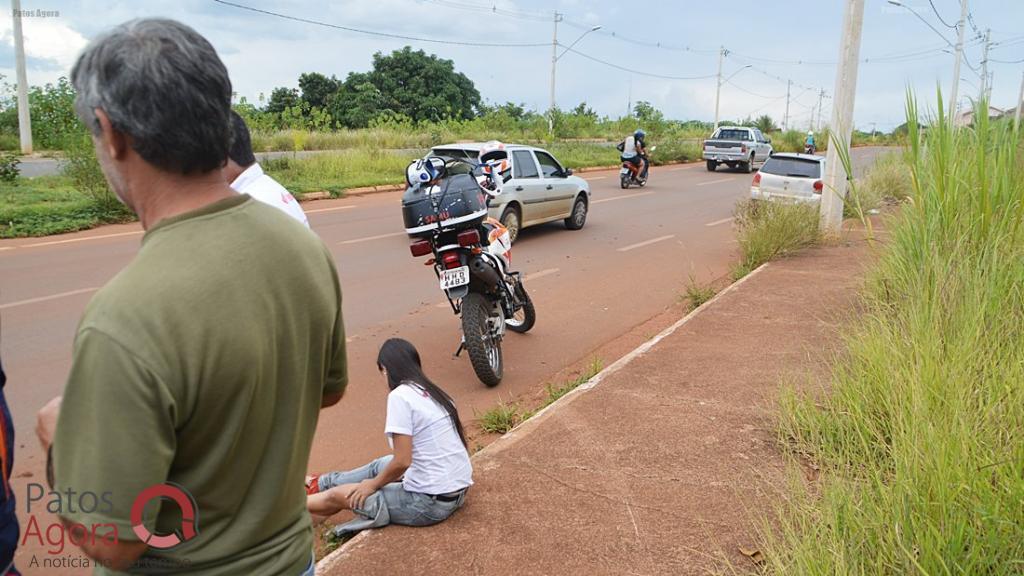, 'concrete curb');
297,161,698,203
315,261,769,573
